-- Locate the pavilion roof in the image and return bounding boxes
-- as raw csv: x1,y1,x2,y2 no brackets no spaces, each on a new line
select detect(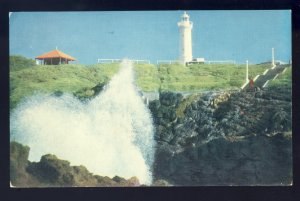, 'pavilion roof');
35,49,76,61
